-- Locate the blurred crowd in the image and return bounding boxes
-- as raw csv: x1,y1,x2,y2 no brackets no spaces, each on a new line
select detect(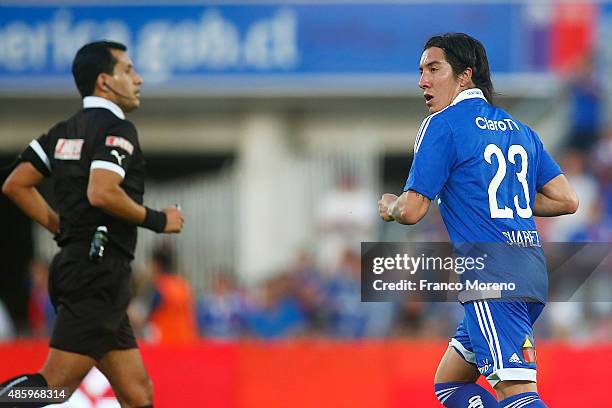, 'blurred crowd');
2,190,609,344
8,244,462,343
531,54,612,341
